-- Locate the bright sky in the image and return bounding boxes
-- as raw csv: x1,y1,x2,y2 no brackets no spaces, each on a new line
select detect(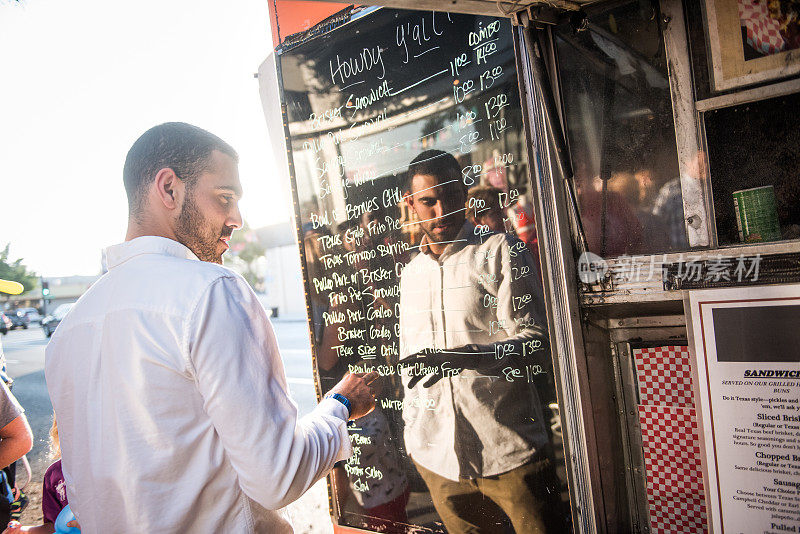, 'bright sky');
0,0,290,277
